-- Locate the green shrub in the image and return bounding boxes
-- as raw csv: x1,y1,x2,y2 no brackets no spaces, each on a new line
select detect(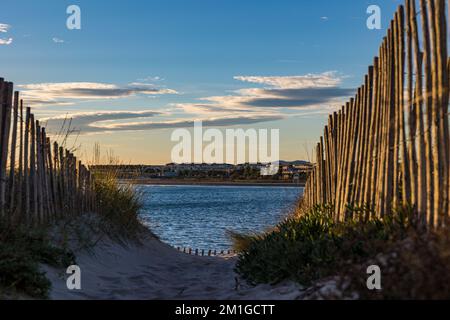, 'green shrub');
234,205,416,286
0,220,75,299
235,206,337,285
